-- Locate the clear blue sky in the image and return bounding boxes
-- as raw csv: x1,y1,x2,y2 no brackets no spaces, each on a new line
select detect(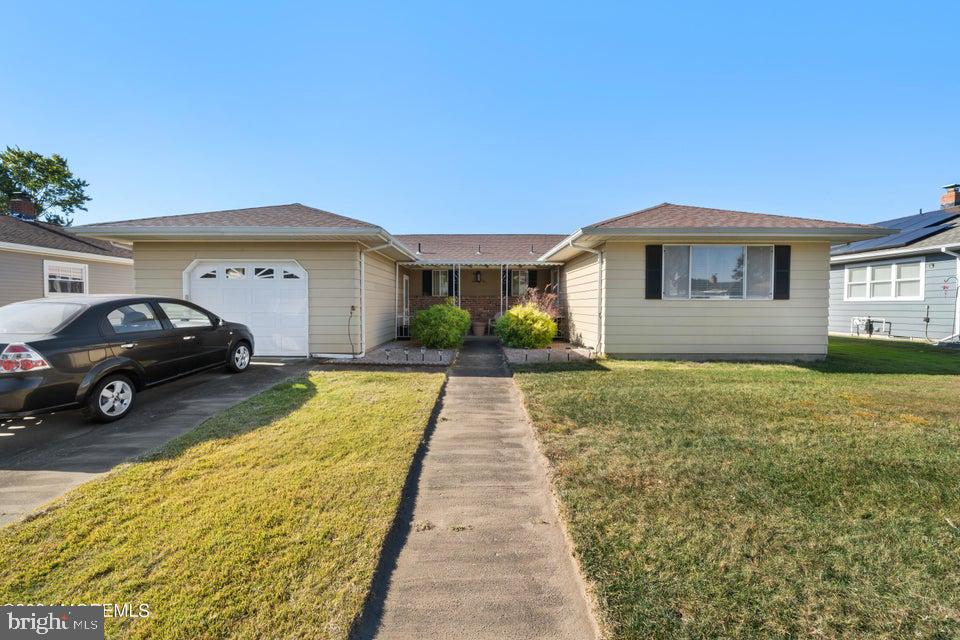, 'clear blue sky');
3,1,956,232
